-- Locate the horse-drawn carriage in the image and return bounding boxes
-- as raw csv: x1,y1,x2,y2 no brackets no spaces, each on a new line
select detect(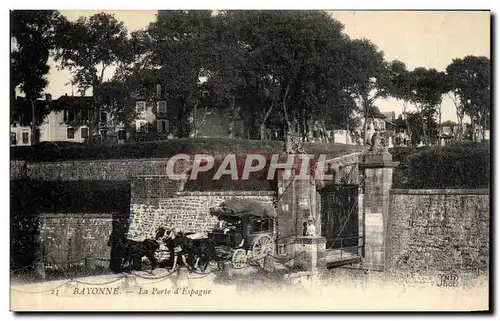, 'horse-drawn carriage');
205,198,278,269
108,198,278,273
